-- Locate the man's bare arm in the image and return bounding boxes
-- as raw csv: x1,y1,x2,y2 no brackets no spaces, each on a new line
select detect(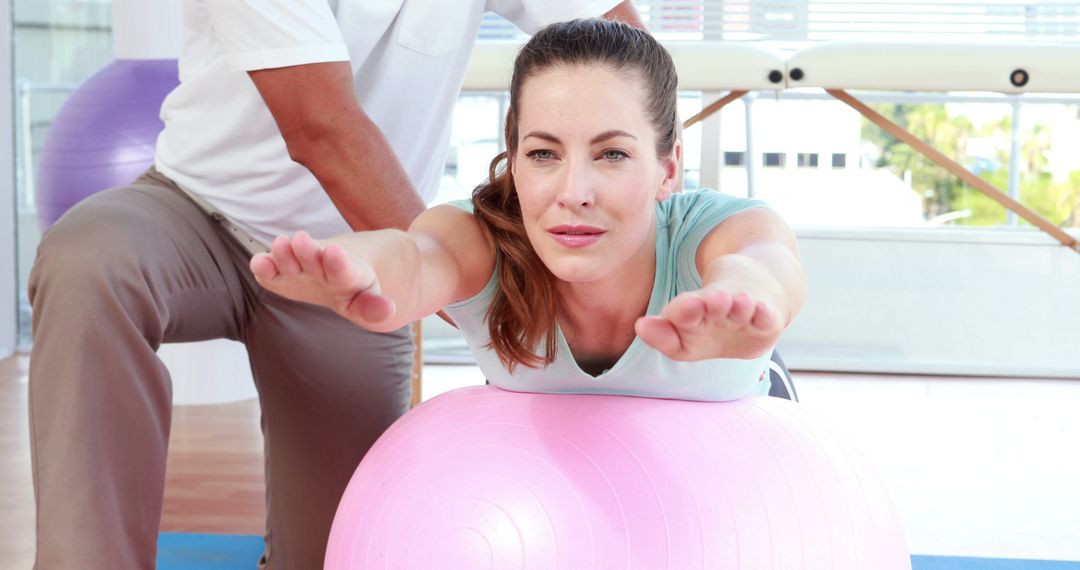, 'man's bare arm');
248,61,426,232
